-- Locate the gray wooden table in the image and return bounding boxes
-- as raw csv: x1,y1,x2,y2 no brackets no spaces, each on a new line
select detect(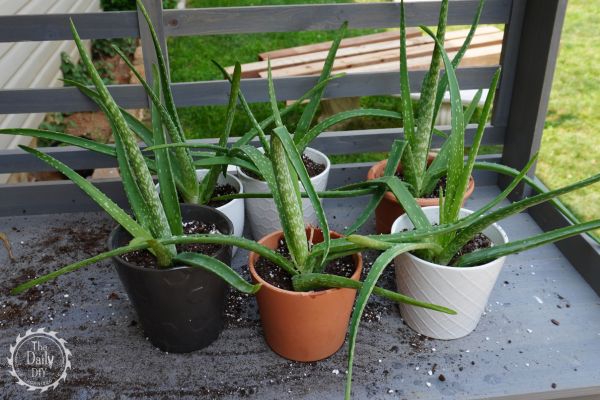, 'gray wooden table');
1,172,599,399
